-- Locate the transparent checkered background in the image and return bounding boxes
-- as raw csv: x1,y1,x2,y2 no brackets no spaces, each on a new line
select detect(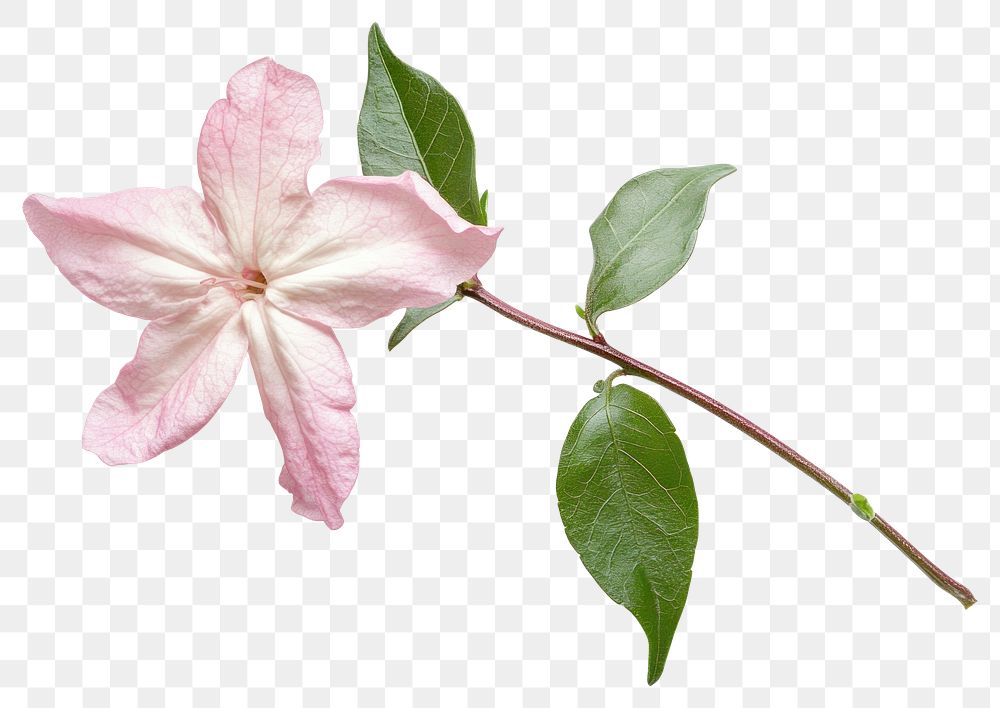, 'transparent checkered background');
0,0,996,705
